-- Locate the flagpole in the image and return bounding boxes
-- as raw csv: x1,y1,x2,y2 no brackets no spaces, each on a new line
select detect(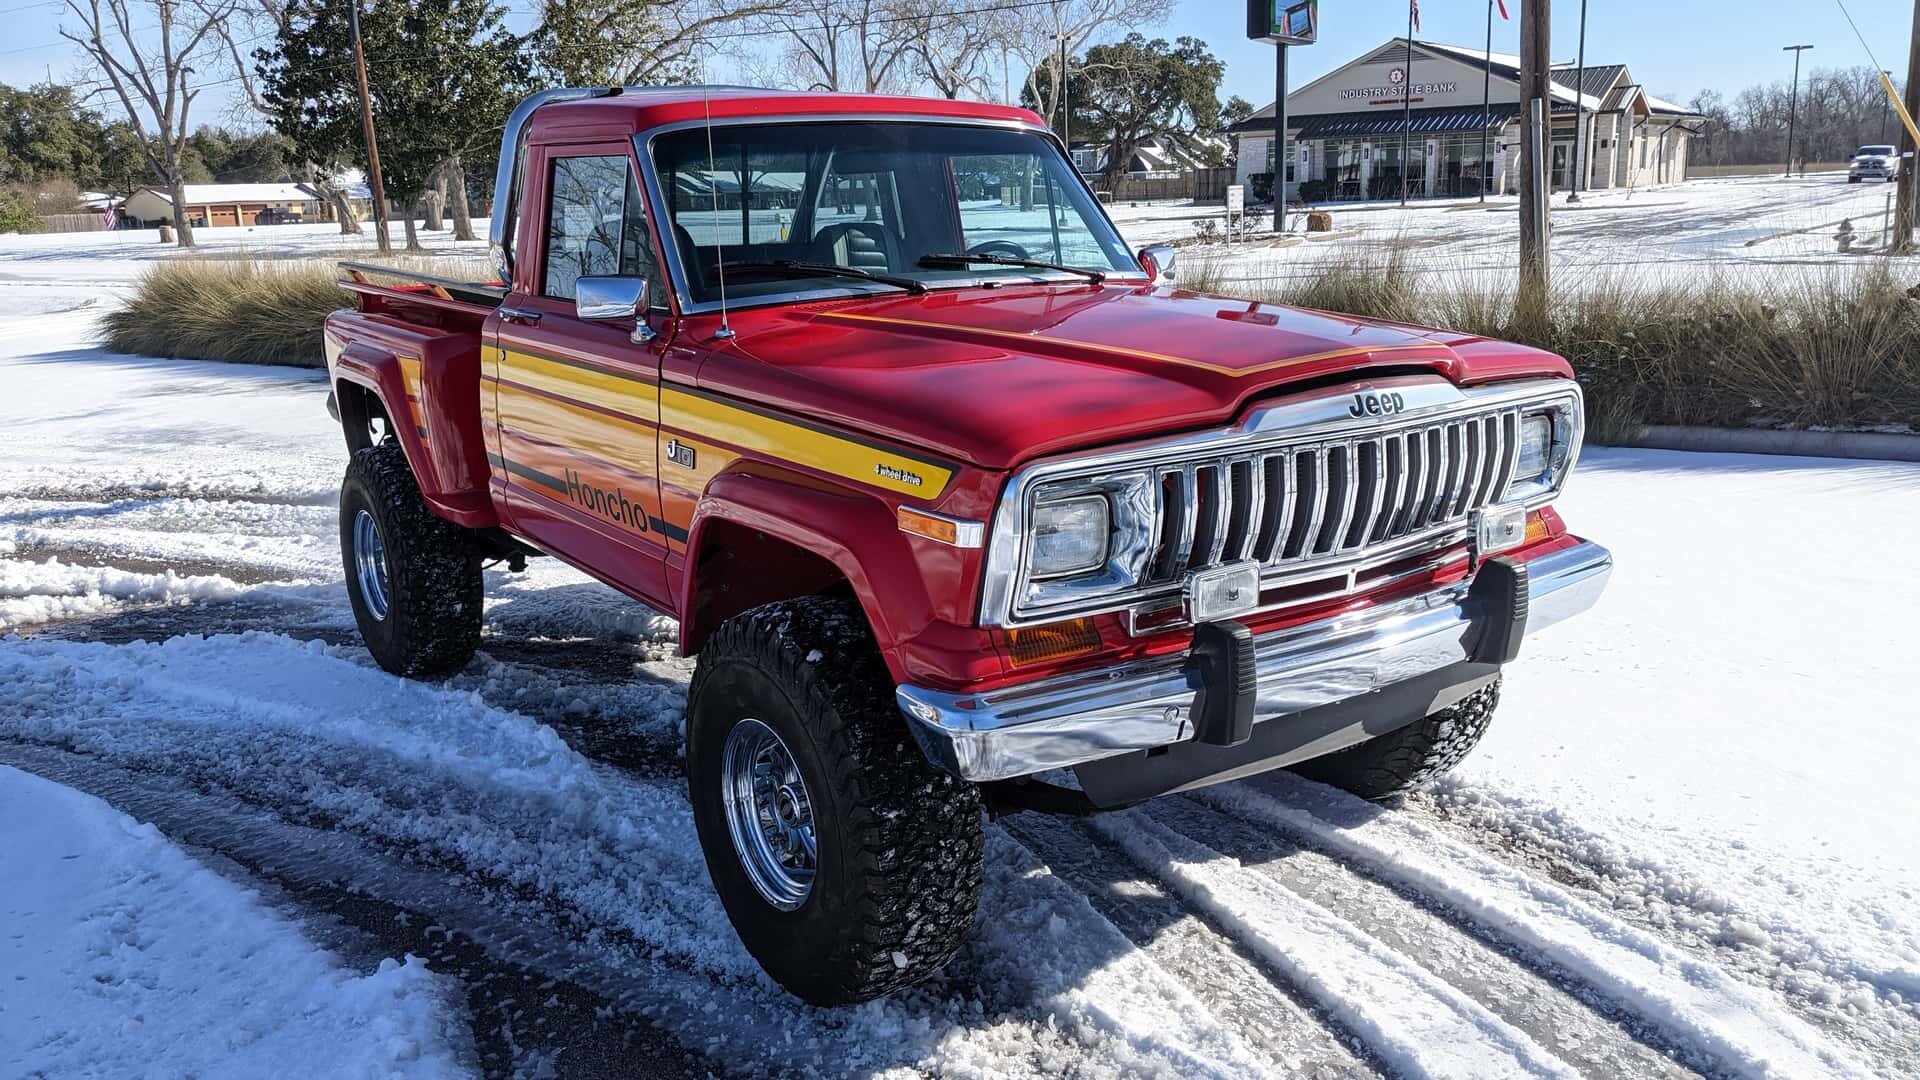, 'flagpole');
1400,3,1415,206
1481,0,1494,202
